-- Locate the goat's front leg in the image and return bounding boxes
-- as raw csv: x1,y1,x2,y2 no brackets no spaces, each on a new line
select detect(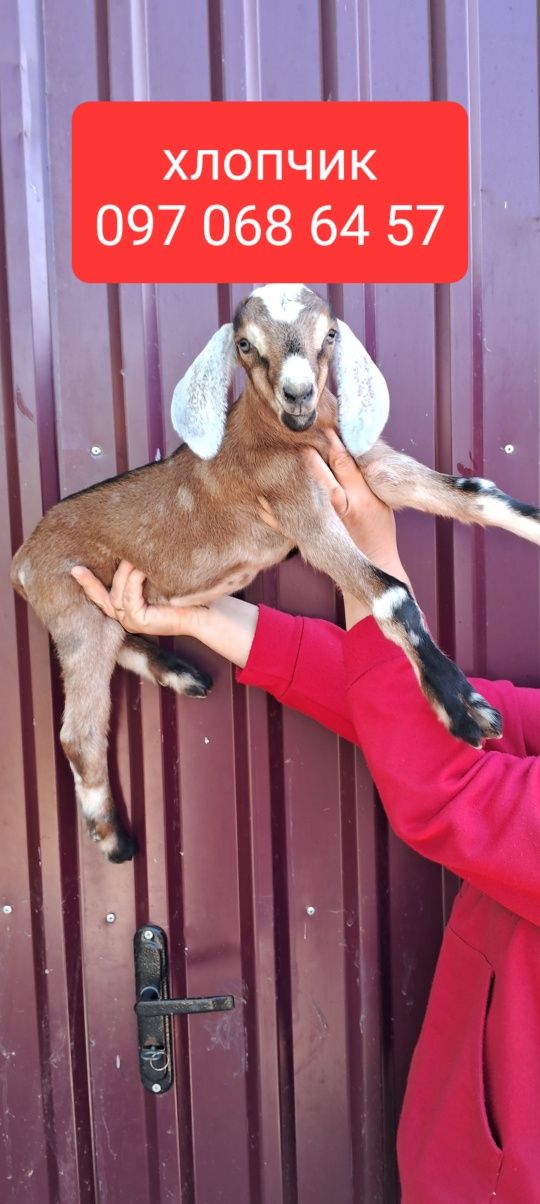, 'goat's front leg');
272,490,501,747
360,440,540,544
